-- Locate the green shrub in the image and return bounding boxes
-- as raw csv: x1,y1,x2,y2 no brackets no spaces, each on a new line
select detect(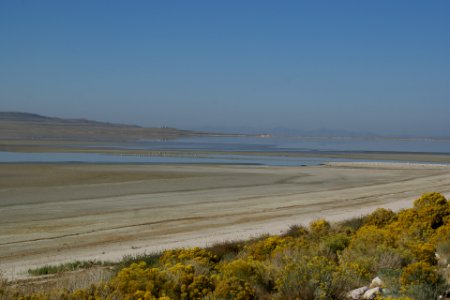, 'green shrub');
28,260,112,276
206,240,243,261
338,215,365,231
323,232,351,254
282,224,309,238
114,252,161,272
